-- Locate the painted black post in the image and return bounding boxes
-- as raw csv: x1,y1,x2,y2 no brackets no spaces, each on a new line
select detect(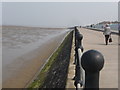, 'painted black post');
81,50,104,90
76,32,83,52
74,27,84,88
74,27,78,65
74,26,80,64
